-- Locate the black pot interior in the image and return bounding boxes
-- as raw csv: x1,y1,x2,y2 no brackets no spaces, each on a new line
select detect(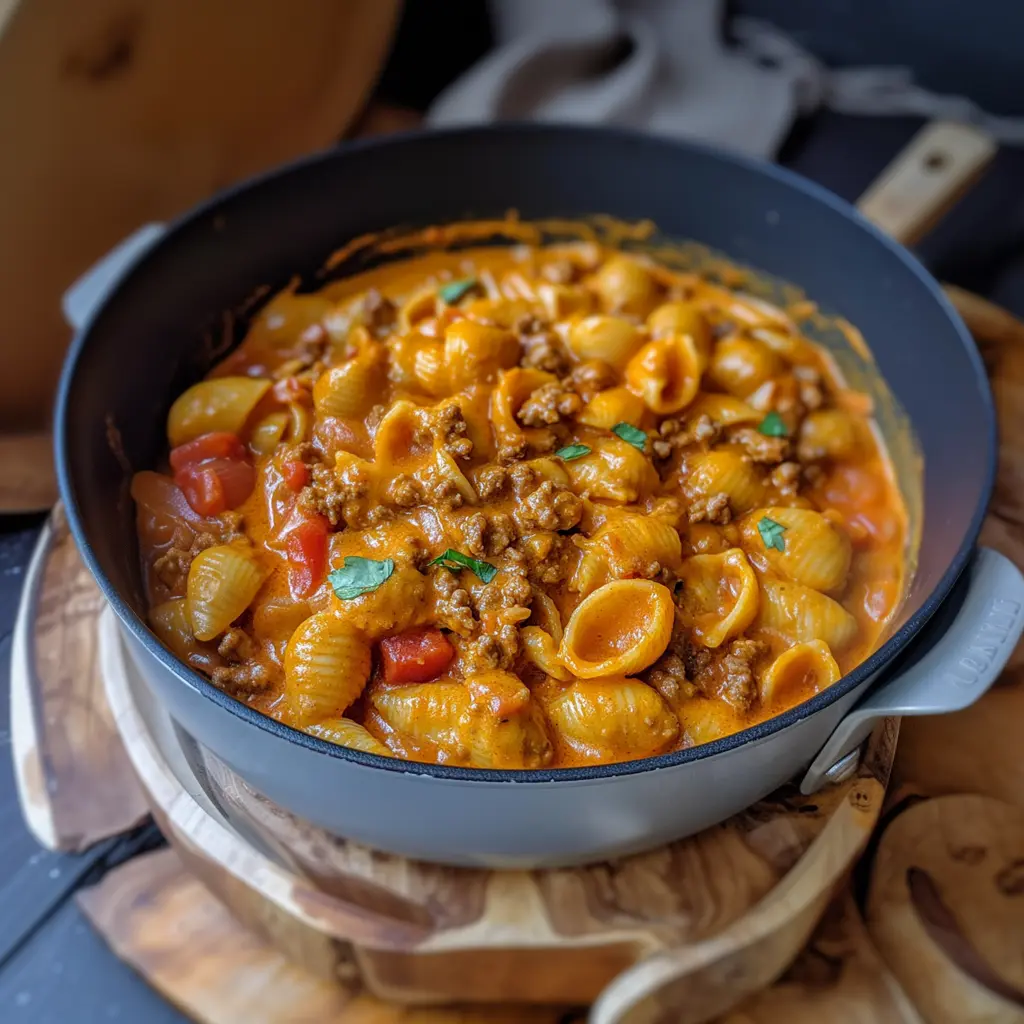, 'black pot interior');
57,125,995,751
